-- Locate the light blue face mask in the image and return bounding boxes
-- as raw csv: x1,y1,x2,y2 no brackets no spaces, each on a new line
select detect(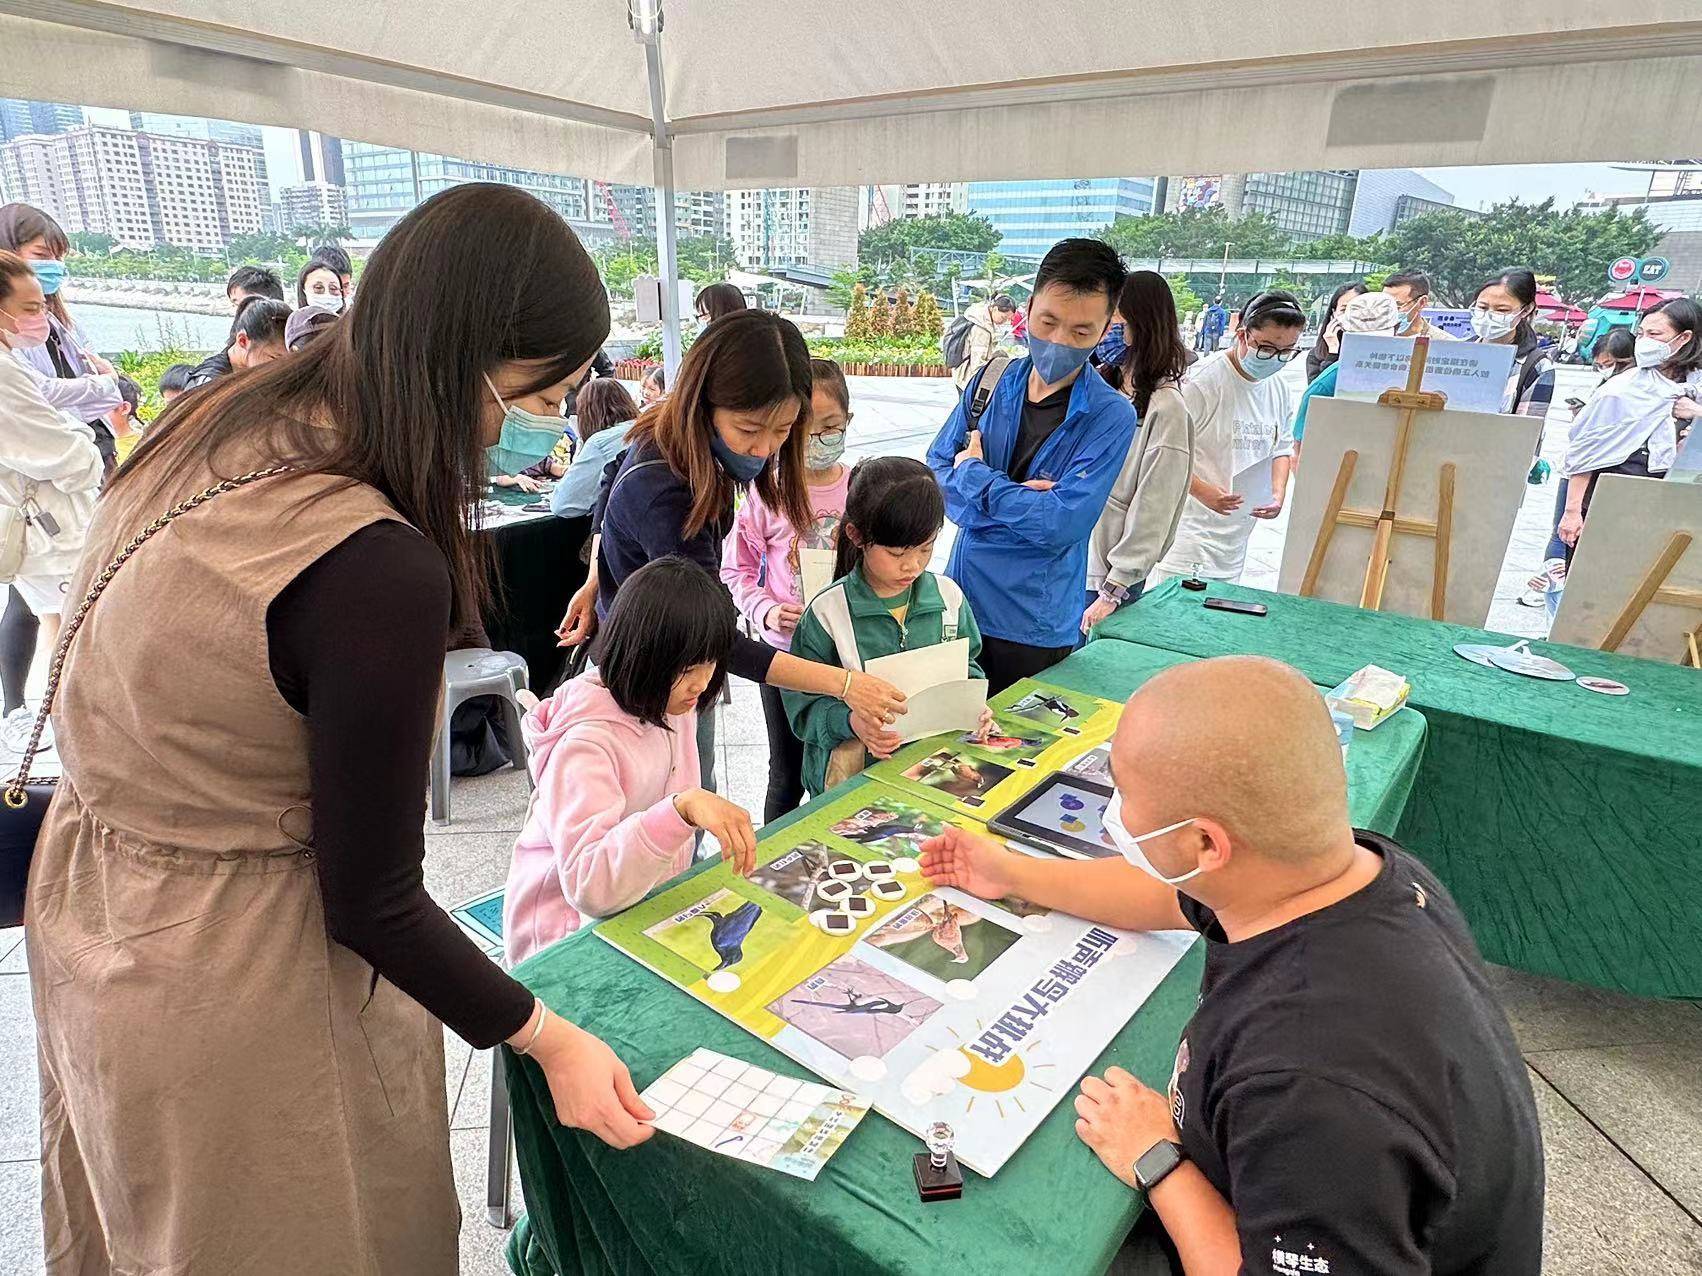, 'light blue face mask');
1027,332,1097,386
1236,336,1288,382
710,432,769,482
29,260,67,296
484,374,565,476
